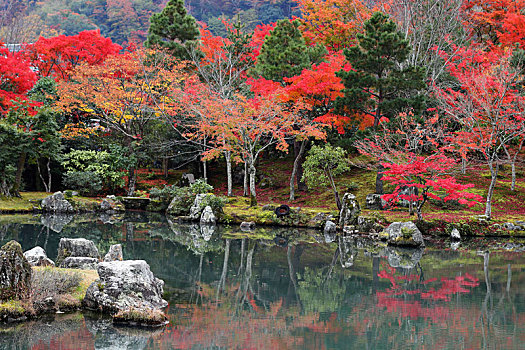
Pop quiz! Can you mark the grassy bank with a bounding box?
[0,192,103,214]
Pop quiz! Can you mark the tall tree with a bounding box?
[144,0,200,60]
[335,12,426,129]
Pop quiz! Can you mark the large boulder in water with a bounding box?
[23,246,55,267]
[83,260,167,314]
[40,192,75,213]
[384,221,425,247]
[339,193,361,227]
[56,238,100,266]
[0,241,32,301]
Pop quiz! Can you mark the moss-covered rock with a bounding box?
[0,241,32,301]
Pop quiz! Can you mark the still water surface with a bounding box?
[0,212,523,349]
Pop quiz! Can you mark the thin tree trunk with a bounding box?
[294,138,307,191]
[249,163,257,206]
[225,151,232,197]
[37,159,50,192]
[485,162,499,219]
[461,157,467,175]
[163,156,168,179]
[375,164,384,194]
[127,166,136,196]
[12,151,26,197]
[289,139,306,201]
[46,158,51,192]
[243,162,249,196]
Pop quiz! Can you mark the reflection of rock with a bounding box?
[24,246,55,267]
[40,192,75,213]
[339,237,358,268]
[200,224,216,241]
[384,222,425,247]
[240,221,255,231]
[104,244,123,262]
[450,242,460,250]
[85,316,160,349]
[40,214,74,233]
[0,241,32,301]
[56,238,101,266]
[200,206,216,225]
[308,212,333,229]
[339,193,361,227]
[60,257,98,270]
[83,260,167,314]
[385,246,424,269]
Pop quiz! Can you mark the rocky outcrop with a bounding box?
[450,228,461,241]
[0,241,32,301]
[40,192,74,213]
[23,246,55,267]
[56,238,100,266]
[324,220,336,235]
[240,221,255,231]
[60,257,98,270]
[365,194,386,210]
[339,193,361,227]
[83,260,167,314]
[189,194,207,220]
[104,244,123,262]
[200,206,216,225]
[384,221,425,247]
[356,216,383,233]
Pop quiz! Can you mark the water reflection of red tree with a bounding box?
[376,264,480,322]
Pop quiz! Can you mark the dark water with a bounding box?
[0,213,524,349]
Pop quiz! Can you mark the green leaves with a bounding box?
[302,143,350,189]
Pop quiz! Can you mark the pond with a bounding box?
[0,213,524,349]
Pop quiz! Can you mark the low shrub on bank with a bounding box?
[113,307,168,326]
[31,267,82,312]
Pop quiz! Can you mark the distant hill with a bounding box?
[0,0,295,45]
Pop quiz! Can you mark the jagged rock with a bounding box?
[166,190,194,217]
[0,241,32,301]
[189,194,207,220]
[343,225,357,235]
[56,238,100,266]
[385,246,424,269]
[240,221,255,231]
[384,221,425,247]
[23,246,54,267]
[451,228,461,241]
[357,216,382,233]
[104,244,123,262]
[323,220,336,235]
[262,204,276,211]
[60,257,98,270]
[83,260,168,314]
[365,194,386,210]
[100,199,113,212]
[40,192,74,213]
[200,206,216,225]
[339,193,361,227]
[308,212,333,228]
[40,214,73,233]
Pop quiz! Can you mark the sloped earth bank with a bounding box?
[0,213,524,349]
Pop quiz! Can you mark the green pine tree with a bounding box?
[335,12,426,128]
[254,19,326,83]
[145,0,200,60]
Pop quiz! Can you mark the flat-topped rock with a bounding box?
[23,246,55,267]
[56,238,100,266]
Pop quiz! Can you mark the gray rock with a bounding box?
[40,192,74,213]
[240,221,255,231]
[365,194,386,210]
[181,173,195,186]
[451,228,461,241]
[323,220,337,235]
[339,193,361,227]
[343,225,357,235]
[515,220,525,226]
[200,206,216,225]
[0,241,32,301]
[40,214,73,233]
[100,199,113,212]
[357,216,381,233]
[386,246,424,269]
[23,246,55,267]
[385,221,425,247]
[189,194,207,220]
[60,257,98,270]
[104,244,123,262]
[503,222,516,230]
[56,238,100,265]
[262,204,276,211]
[83,260,168,314]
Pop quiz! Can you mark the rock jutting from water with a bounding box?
[23,246,55,267]
[83,260,168,325]
[383,221,425,247]
[0,241,32,301]
[40,192,75,213]
[339,193,361,227]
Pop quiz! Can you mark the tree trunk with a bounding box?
[375,164,384,194]
[37,159,51,192]
[12,151,26,197]
[249,163,257,206]
[0,170,10,197]
[294,138,307,191]
[511,161,516,191]
[46,158,51,192]
[243,162,249,196]
[484,162,499,219]
[289,140,306,201]
[225,151,232,196]
[461,157,466,175]
[162,156,168,179]
[127,166,136,196]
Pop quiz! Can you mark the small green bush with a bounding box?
[190,179,213,194]
[344,181,360,192]
[64,190,73,198]
[63,171,103,196]
[201,194,226,213]
[149,185,182,203]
